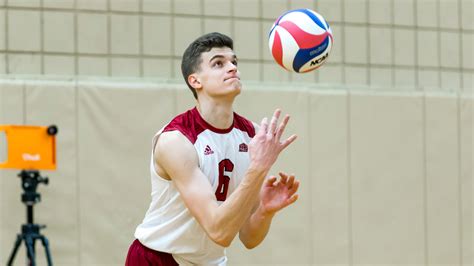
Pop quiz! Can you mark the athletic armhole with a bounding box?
[151,130,200,181]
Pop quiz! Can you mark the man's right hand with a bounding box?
[248,109,297,173]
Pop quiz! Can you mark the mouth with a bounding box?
[224,76,240,82]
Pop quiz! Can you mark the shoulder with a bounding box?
[162,107,205,144]
[155,130,198,172]
[233,112,257,138]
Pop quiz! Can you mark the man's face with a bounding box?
[192,47,241,99]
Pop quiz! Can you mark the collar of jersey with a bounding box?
[192,107,235,134]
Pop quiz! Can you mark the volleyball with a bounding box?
[268,9,333,73]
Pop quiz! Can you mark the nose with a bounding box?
[226,61,237,73]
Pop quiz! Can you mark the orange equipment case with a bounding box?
[0,125,56,170]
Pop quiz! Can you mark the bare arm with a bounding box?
[155,110,296,247]
[238,202,274,249]
[239,173,299,249]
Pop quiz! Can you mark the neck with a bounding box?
[196,99,234,130]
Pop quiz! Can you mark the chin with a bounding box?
[218,85,241,99]
[233,80,242,90]
[231,83,242,95]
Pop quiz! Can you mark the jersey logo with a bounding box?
[204,145,214,155]
[239,143,248,152]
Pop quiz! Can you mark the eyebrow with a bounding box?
[209,54,238,63]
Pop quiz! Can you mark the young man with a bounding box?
[126,32,299,265]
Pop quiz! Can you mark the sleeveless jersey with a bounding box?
[134,107,256,265]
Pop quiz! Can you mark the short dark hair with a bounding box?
[181,32,234,99]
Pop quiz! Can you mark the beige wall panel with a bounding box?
[174,0,201,15]
[110,14,140,55]
[439,0,460,29]
[0,80,24,123]
[43,0,74,9]
[143,58,173,78]
[176,87,197,113]
[143,0,171,13]
[368,0,391,25]
[110,58,140,77]
[173,17,202,57]
[227,88,312,265]
[204,18,232,39]
[44,55,75,76]
[416,0,437,28]
[234,19,261,60]
[0,81,26,265]
[238,62,261,82]
[8,54,42,75]
[310,91,350,265]
[261,21,274,62]
[227,262,274,266]
[22,81,79,265]
[350,92,425,264]
[76,0,107,11]
[344,0,367,23]
[77,13,108,55]
[344,25,368,64]
[110,0,139,12]
[77,82,175,264]
[203,0,232,16]
[461,0,474,30]
[261,0,288,20]
[317,0,342,22]
[290,71,317,83]
[234,0,259,18]
[8,10,41,52]
[0,11,5,51]
[0,54,5,74]
[460,95,473,266]
[143,16,172,56]
[6,0,40,8]
[425,93,461,264]
[290,0,314,10]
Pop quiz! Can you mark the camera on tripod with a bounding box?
[0,125,58,266]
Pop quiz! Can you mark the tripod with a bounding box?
[7,170,53,266]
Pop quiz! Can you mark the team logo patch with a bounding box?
[204,145,214,155]
[239,143,248,152]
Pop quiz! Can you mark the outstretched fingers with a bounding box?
[274,114,297,152]
[286,175,295,188]
[265,176,277,187]
[258,117,269,136]
[289,179,299,195]
[281,134,298,150]
[275,114,290,140]
[285,174,299,206]
[279,172,288,184]
[286,194,299,205]
[268,109,281,136]
[279,172,299,193]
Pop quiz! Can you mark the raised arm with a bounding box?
[239,172,300,249]
[155,109,296,247]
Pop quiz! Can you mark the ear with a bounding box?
[188,74,202,90]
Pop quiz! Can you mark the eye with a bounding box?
[213,61,223,67]
[232,60,238,66]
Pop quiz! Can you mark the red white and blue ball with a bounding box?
[269,9,333,73]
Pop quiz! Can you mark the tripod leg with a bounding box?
[39,236,53,266]
[7,234,23,266]
[25,236,37,266]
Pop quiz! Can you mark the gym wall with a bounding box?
[0,0,472,265]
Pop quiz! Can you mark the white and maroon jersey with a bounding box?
[134,107,256,266]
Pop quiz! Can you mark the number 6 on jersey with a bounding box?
[215,159,234,201]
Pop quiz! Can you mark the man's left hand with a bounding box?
[259,172,299,216]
